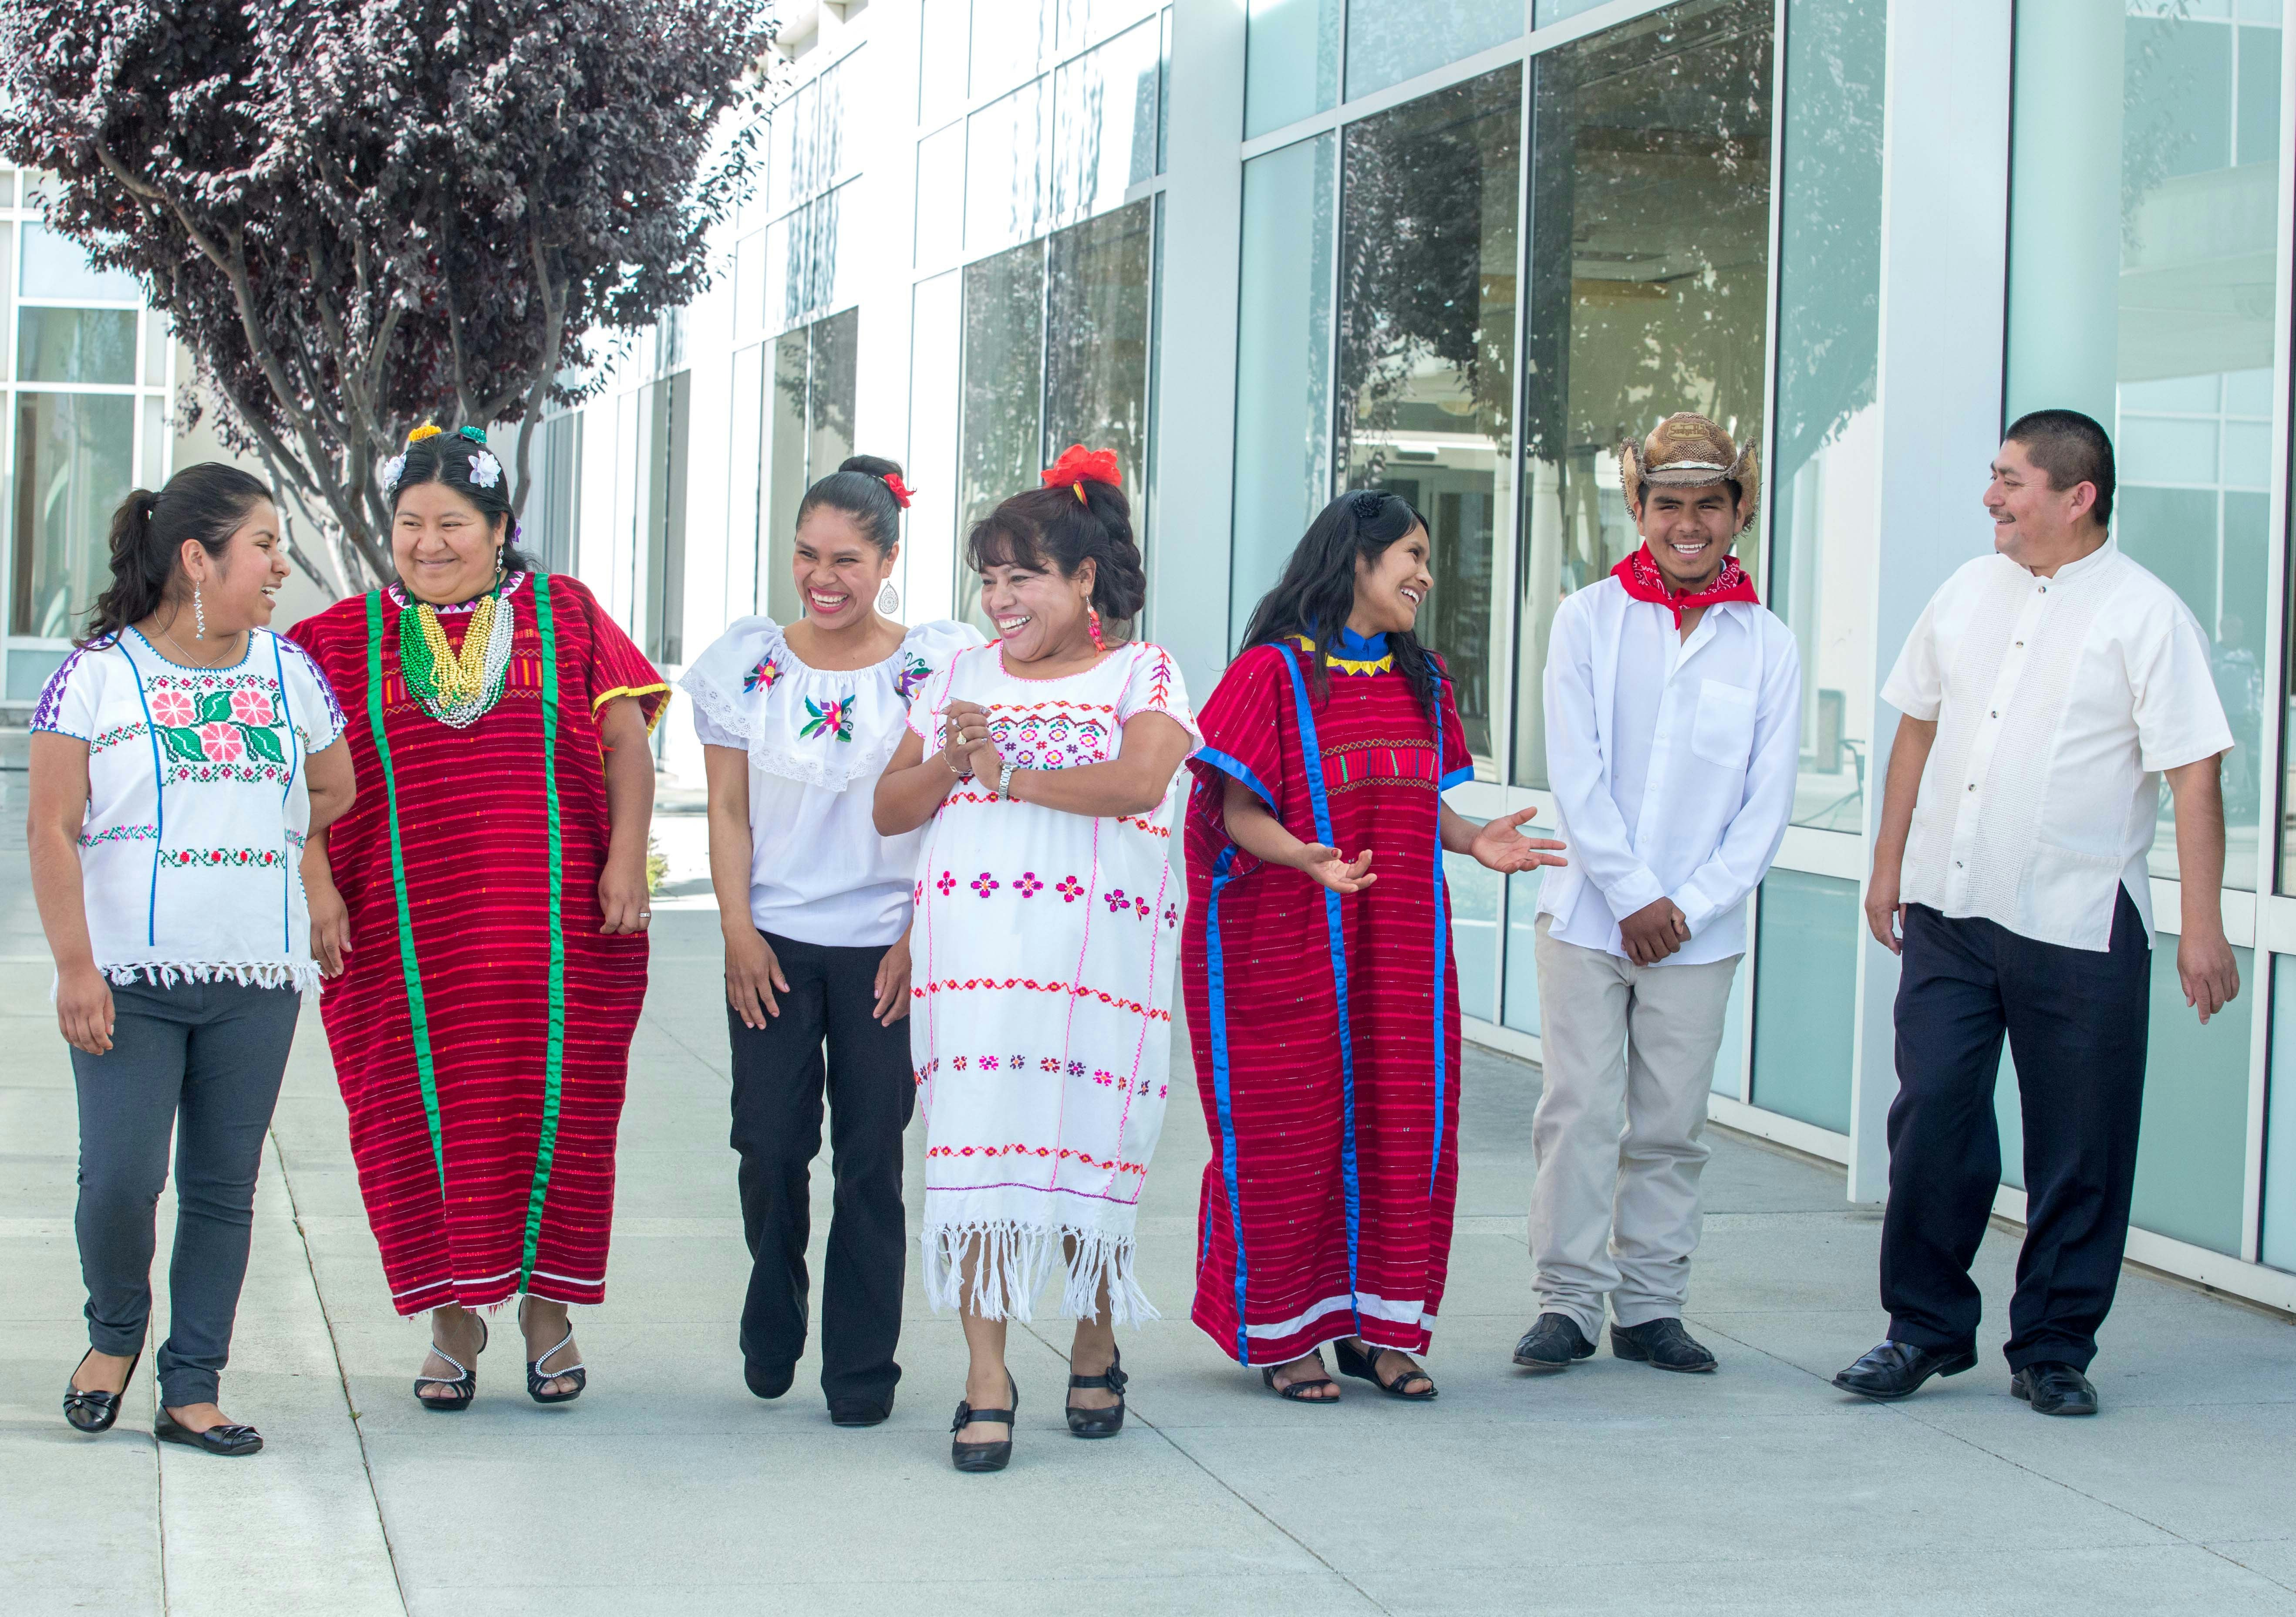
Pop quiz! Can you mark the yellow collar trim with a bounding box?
[1289,634,1393,676]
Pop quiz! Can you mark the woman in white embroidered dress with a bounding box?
[680,455,980,1426]
[29,466,354,1457]
[875,447,1195,1472]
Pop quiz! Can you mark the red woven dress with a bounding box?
[1182,632,1471,1365]
[290,573,668,1316]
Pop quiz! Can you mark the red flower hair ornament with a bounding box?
[1041,445,1122,504]
[880,471,916,510]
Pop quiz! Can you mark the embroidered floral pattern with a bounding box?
[145,680,290,775]
[925,1142,1150,1175]
[91,721,149,753]
[799,693,855,742]
[895,653,932,705]
[742,654,783,694]
[970,871,1000,896]
[78,823,159,848]
[158,847,287,868]
[935,871,958,895]
[1102,888,1130,913]
[910,976,1172,1022]
[1056,876,1085,902]
[1012,872,1044,898]
[987,709,1113,770]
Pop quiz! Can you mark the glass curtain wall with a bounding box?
[1245,0,1341,137]
[1345,0,1520,101]
[642,370,691,667]
[956,242,1048,633]
[759,309,861,625]
[1513,0,1776,790]
[2007,0,2283,891]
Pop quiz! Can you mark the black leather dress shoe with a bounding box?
[744,1359,795,1400]
[829,1394,893,1427]
[1832,1339,1978,1400]
[1610,1318,1717,1373]
[2012,1362,2098,1417]
[63,1348,142,1434]
[154,1408,263,1457]
[1513,1313,1596,1373]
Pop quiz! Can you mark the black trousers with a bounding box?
[1881,894,2151,1372]
[727,930,915,1405]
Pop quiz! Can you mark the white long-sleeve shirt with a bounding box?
[1536,578,1802,964]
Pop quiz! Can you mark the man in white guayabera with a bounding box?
[1834,410,2240,1419]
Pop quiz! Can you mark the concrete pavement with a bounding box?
[4,782,2295,1614]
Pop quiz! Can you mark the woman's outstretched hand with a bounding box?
[1295,844,1377,895]
[1468,806,1567,875]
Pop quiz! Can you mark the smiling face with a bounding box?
[1350,523,1433,636]
[793,507,896,629]
[1633,482,1743,592]
[979,549,1097,664]
[1984,438,2098,567]
[392,481,507,605]
[180,500,291,636]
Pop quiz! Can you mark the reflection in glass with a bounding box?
[956,241,1048,633]
[1231,134,1335,650]
[12,392,134,638]
[727,347,763,611]
[972,0,1049,102]
[1770,0,1885,834]
[908,272,965,614]
[535,411,587,580]
[1045,199,1155,631]
[760,312,859,625]
[1534,0,1612,23]
[966,78,1053,255]
[17,307,137,385]
[1514,0,1774,789]
[1337,66,1520,769]
[1245,0,1340,140]
[1749,869,1857,1135]
[1343,0,1520,103]
[19,223,140,301]
[641,371,691,666]
[1502,866,1544,1037]
[2007,0,2281,891]
[1050,18,1161,227]
[1446,852,1500,1022]
[142,313,168,389]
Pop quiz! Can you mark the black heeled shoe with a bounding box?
[413,1316,487,1412]
[63,1347,142,1434]
[154,1407,263,1457]
[950,1374,1018,1472]
[1065,1346,1128,1439]
[519,1298,587,1405]
[1334,1337,1438,1400]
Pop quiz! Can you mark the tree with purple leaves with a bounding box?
[0,0,775,589]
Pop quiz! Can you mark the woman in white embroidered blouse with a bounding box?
[680,455,981,1426]
[28,466,355,1458]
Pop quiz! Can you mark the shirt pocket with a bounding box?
[1689,679,1758,770]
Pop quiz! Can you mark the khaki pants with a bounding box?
[1529,915,1741,1340]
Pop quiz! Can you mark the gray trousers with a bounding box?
[1529,917,1741,1340]
[72,978,300,1407]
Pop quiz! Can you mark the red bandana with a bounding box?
[1611,544,1761,625]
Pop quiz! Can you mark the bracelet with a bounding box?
[998,761,1018,800]
[943,749,967,779]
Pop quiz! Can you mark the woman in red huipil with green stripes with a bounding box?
[291,425,667,1411]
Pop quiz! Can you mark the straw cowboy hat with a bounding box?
[1619,413,1760,535]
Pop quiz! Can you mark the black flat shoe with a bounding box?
[414,1316,487,1411]
[1513,1313,1596,1373]
[829,1395,892,1427]
[520,1299,587,1406]
[64,1347,142,1435]
[1333,1337,1437,1400]
[1260,1352,1339,1403]
[1610,1318,1717,1374]
[950,1374,1018,1472]
[1832,1339,1977,1401]
[155,1407,262,1457]
[2012,1362,2099,1417]
[745,1359,796,1400]
[1065,1346,1128,1439]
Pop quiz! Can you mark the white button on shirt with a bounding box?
[1881,540,2233,952]
[1537,578,1803,964]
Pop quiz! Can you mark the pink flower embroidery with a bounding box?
[970,871,1000,897]
[1013,872,1044,898]
[151,690,196,728]
[229,686,275,726]
[935,871,957,895]
[1102,888,1129,913]
[981,1056,1000,1071]
[1134,895,1152,918]
[1056,876,1085,903]
[1163,903,1179,928]
[952,1056,968,1070]
[1067,1060,1087,1077]
[196,722,243,763]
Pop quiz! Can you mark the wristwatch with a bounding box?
[998,761,1018,800]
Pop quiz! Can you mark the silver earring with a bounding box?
[876,580,900,615]
[193,586,206,641]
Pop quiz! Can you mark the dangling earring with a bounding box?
[1087,605,1105,652]
[876,579,900,615]
[193,585,206,641]
[493,547,506,589]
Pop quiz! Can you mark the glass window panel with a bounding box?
[1748,869,1858,1134]
[763,329,811,623]
[139,395,162,487]
[19,223,139,301]
[764,214,793,333]
[642,370,691,666]
[1244,0,1340,140]
[1514,0,1775,789]
[1445,852,1500,1023]
[956,241,1047,633]
[1502,866,1544,1036]
[916,122,966,271]
[1044,199,1154,626]
[1157,7,1172,175]
[920,0,970,128]
[1050,18,1161,227]
[808,308,859,495]
[907,271,965,614]
[141,310,168,389]
[0,172,14,208]
[1770,0,1886,835]
[12,392,134,638]
[817,58,849,186]
[1344,0,1521,102]
[2008,1,2280,893]
[727,345,765,613]
[1535,0,1613,22]
[965,78,1053,255]
[971,0,1049,100]
[1338,65,1520,770]
[17,307,136,385]
[1709,972,1746,1097]
[1230,133,1335,650]
[2266,959,2296,1272]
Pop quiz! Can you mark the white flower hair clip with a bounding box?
[467,449,503,490]
[379,453,408,493]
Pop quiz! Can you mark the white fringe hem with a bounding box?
[98,961,323,995]
[920,1221,1159,1328]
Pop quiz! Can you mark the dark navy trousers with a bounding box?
[1881,891,2150,1372]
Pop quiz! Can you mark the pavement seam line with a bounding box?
[270,1126,415,1616]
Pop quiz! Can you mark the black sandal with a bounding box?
[1066,1346,1129,1439]
[63,1347,142,1434]
[951,1374,1018,1472]
[519,1299,587,1405]
[413,1317,487,1412]
[1334,1337,1437,1400]
[1260,1350,1339,1403]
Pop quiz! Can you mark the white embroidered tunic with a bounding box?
[679,617,983,948]
[905,639,1197,1325]
[31,628,348,991]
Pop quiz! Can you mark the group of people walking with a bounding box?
[32,398,2233,1465]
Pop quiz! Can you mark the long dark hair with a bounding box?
[964,475,1147,630]
[390,428,536,573]
[81,463,275,647]
[1238,489,1440,714]
[798,453,907,554]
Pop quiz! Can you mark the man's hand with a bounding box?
[2178,927,2240,1025]
[1864,858,1905,955]
[1618,898,1689,965]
